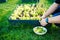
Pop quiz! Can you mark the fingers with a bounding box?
[41,15,46,19]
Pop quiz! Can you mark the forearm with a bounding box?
[43,3,59,18]
[48,15,60,23]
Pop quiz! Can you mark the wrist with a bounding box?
[45,18,49,23]
[45,18,52,24]
[48,18,52,23]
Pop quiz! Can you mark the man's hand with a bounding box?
[39,19,48,26]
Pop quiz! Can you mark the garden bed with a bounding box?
[0,0,6,3]
[8,20,41,26]
[8,4,44,26]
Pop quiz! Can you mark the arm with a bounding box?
[40,15,60,26]
[42,3,59,19]
[48,15,60,23]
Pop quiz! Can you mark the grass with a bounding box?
[0,0,60,40]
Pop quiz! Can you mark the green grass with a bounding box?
[0,0,60,40]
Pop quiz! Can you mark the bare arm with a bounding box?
[42,3,59,19]
[48,15,60,23]
[40,15,60,26]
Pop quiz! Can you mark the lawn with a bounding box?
[0,0,60,40]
